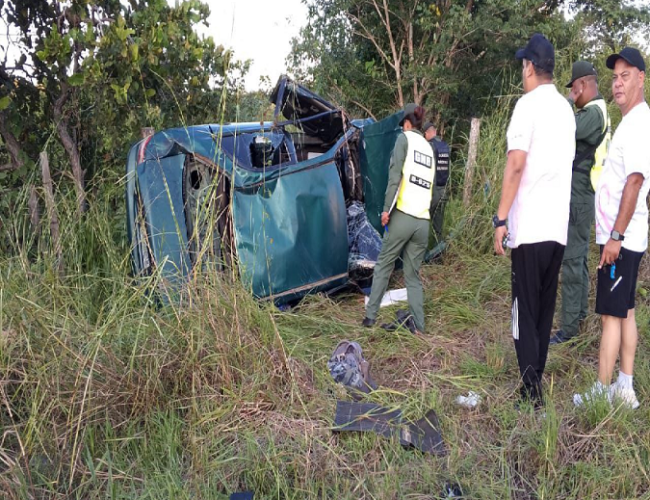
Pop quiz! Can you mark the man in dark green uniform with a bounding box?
[362,103,434,335]
[550,61,610,344]
[423,121,450,247]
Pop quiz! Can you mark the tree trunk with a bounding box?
[53,85,86,213]
[0,110,25,172]
[463,117,481,207]
[40,151,63,274]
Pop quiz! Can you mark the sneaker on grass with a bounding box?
[609,382,640,410]
[573,381,611,407]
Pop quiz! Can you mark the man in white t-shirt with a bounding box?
[493,34,576,409]
[574,47,650,410]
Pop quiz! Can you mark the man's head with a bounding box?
[423,121,437,141]
[566,61,600,108]
[606,47,646,116]
[400,103,425,130]
[515,33,554,93]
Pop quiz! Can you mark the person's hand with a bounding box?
[381,211,390,226]
[494,226,508,256]
[568,82,583,104]
[599,238,621,268]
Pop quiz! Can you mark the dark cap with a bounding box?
[566,61,598,88]
[423,121,435,133]
[515,33,555,75]
[399,103,418,125]
[606,47,646,72]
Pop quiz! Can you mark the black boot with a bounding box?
[549,329,576,345]
[362,317,376,328]
[381,309,418,334]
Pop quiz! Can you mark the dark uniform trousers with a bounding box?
[511,241,565,401]
[365,210,429,332]
[430,185,446,246]
[560,200,595,335]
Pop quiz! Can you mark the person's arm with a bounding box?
[599,173,644,266]
[575,105,603,144]
[494,150,527,255]
[494,98,531,255]
[382,133,408,223]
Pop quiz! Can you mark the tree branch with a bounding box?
[0,110,25,171]
[348,13,396,71]
[53,83,86,213]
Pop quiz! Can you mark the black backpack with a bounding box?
[327,340,377,395]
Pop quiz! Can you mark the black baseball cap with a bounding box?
[423,121,435,133]
[515,33,555,74]
[566,60,598,88]
[606,47,646,72]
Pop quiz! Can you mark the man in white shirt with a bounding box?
[574,47,650,410]
[493,34,576,408]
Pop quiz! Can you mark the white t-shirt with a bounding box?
[595,101,650,252]
[506,84,576,248]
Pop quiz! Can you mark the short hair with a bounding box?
[524,58,553,80]
[532,61,553,80]
[404,105,425,129]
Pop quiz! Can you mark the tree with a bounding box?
[568,0,650,54]
[0,0,241,215]
[289,0,649,131]
[291,0,575,129]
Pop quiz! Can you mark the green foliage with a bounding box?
[569,0,650,53]
[0,0,245,231]
[289,0,650,136]
[289,0,578,130]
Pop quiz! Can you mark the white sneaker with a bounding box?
[573,382,610,407]
[610,382,640,410]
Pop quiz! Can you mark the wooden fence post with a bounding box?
[40,151,63,274]
[28,186,40,230]
[463,117,481,207]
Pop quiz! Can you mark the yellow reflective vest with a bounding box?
[584,99,611,191]
[394,131,436,220]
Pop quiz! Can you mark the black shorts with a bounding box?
[595,246,644,318]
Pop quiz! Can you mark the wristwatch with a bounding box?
[492,215,506,229]
[611,230,625,242]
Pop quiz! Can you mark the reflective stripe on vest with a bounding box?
[584,99,611,191]
[395,131,435,219]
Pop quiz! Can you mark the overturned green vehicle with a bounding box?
[126,77,407,304]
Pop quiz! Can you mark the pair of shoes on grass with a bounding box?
[573,381,639,410]
[381,309,420,335]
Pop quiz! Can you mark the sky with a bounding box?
[193,0,309,91]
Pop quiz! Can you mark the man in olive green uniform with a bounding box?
[424,121,450,247]
[550,61,611,344]
[362,103,434,334]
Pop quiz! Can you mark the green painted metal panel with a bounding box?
[233,160,349,300]
[359,111,403,232]
[136,155,190,281]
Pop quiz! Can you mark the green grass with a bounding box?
[2,233,650,499]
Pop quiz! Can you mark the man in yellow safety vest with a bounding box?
[362,103,435,335]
